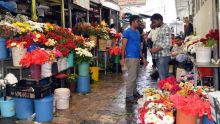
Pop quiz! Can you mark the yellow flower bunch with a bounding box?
[44,23,55,32]
[12,22,32,34]
[101,20,107,27]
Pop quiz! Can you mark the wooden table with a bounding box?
[194,62,220,90]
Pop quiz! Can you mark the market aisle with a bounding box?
[0,74,138,124]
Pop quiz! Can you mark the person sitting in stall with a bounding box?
[171,36,184,58]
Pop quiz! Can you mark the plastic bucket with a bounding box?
[0,38,8,59]
[34,95,53,122]
[14,98,34,120]
[114,55,120,63]
[90,67,99,81]
[77,76,90,93]
[58,57,67,72]
[67,52,74,67]
[27,43,38,52]
[11,47,27,66]
[41,62,52,78]
[202,115,215,124]
[196,47,211,63]
[30,64,41,80]
[55,88,70,109]
[0,99,15,117]
[78,62,89,76]
[176,110,197,124]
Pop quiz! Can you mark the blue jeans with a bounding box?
[156,56,170,80]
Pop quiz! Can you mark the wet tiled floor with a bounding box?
[0,74,139,124]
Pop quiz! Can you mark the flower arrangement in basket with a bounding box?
[75,47,93,64]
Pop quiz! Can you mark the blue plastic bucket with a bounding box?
[0,97,3,115]
[0,99,15,117]
[34,95,53,122]
[202,115,215,124]
[27,43,39,52]
[77,76,90,93]
[15,98,34,120]
[78,62,89,76]
[0,38,8,59]
[67,52,74,67]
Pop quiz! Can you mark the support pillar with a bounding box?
[31,0,37,22]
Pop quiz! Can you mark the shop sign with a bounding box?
[118,0,146,6]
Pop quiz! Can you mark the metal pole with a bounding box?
[61,0,65,28]
[68,0,72,28]
[31,0,37,21]
[109,8,112,25]
[100,7,102,22]
[87,10,90,23]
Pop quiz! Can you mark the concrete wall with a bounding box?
[193,0,217,36]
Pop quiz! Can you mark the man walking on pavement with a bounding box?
[150,13,172,80]
[121,15,148,103]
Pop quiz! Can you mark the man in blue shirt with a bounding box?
[121,15,148,103]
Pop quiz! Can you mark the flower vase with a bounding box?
[67,52,74,67]
[176,110,198,124]
[0,38,9,59]
[89,35,97,46]
[78,62,89,76]
[99,39,107,51]
[196,47,211,63]
[30,64,41,80]
[41,62,52,78]
[12,47,27,67]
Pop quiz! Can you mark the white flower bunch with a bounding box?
[144,111,174,124]
[26,21,45,32]
[83,40,95,49]
[45,38,57,46]
[4,73,18,85]
[75,48,93,58]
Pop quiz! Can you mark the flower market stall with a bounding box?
[0,12,97,122]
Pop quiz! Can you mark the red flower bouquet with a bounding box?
[114,33,121,39]
[6,33,34,48]
[0,25,16,39]
[158,76,181,94]
[200,29,219,47]
[19,48,49,67]
[170,94,212,120]
[109,46,121,56]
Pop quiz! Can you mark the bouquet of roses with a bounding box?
[158,76,181,95]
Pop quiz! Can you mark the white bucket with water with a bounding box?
[11,47,27,66]
[196,47,211,63]
[55,88,70,109]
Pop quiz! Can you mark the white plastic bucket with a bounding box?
[41,62,52,78]
[196,47,211,63]
[55,88,70,109]
[57,57,68,72]
[11,47,27,66]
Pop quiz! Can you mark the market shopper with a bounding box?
[121,15,148,103]
[150,13,172,80]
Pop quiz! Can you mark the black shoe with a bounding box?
[133,93,143,99]
[126,97,138,104]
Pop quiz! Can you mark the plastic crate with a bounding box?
[6,81,52,99]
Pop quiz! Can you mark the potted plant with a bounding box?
[196,29,219,63]
[67,73,78,93]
